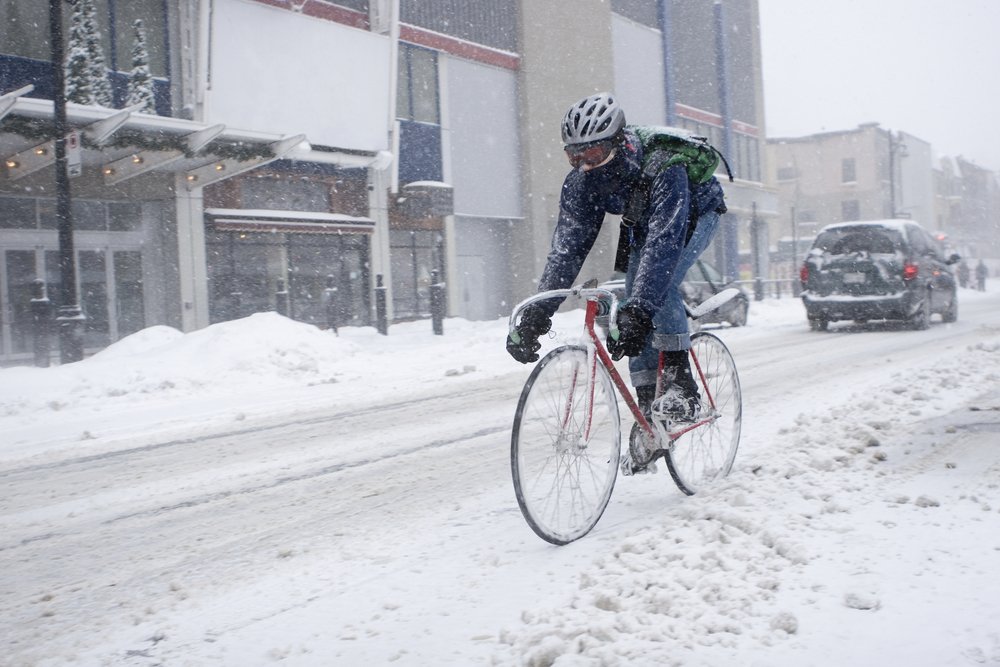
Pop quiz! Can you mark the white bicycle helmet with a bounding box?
[561,92,626,145]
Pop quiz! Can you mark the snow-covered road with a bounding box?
[2,289,999,666]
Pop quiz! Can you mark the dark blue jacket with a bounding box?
[536,127,726,316]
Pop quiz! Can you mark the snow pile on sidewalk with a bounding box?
[497,334,1000,666]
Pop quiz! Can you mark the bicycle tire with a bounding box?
[511,345,620,545]
[665,332,742,495]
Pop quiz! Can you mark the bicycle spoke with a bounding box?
[511,346,621,544]
[665,332,742,495]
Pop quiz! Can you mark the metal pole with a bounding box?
[49,0,86,363]
[375,273,388,335]
[791,205,802,297]
[323,274,339,334]
[888,131,896,218]
[30,279,53,367]
[429,269,444,335]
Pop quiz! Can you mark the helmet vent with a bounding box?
[560,92,625,145]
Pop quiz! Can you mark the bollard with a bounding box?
[323,274,339,334]
[30,279,52,368]
[375,273,388,335]
[429,270,445,335]
[275,279,290,317]
[753,277,764,301]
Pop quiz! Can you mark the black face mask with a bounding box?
[579,143,640,214]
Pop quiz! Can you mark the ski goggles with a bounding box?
[565,140,616,170]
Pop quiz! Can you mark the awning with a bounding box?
[205,208,375,235]
[0,86,391,190]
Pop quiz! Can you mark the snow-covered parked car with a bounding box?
[799,220,960,331]
[597,259,750,329]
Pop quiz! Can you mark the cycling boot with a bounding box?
[652,351,702,424]
[636,384,656,417]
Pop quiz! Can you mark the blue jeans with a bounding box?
[625,210,721,388]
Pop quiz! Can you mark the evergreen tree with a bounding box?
[64,0,112,107]
[126,19,156,113]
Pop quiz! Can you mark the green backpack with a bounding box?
[615,126,733,272]
[631,125,733,185]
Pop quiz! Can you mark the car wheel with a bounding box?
[728,299,748,327]
[942,290,958,323]
[909,292,931,330]
[808,317,828,331]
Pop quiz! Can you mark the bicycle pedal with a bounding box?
[620,454,658,476]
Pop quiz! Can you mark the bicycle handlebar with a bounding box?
[508,283,622,343]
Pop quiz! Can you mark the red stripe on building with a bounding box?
[399,26,520,70]
[246,0,368,29]
[675,103,758,137]
[301,0,369,29]
[245,0,519,70]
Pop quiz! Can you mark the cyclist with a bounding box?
[506,92,728,450]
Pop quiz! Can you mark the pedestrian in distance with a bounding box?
[957,260,970,289]
[506,92,730,441]
[975,259,988,291]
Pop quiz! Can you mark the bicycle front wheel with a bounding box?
[511,345,621,545]
[666,332,742,495]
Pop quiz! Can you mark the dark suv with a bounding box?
[800,220,959,331]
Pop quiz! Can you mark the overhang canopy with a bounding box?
[1,91,388,189]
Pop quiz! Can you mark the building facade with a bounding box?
[767,123,999,265]
[0,0,773,365]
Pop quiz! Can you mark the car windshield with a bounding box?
[686,260,723,284]
[813,226,903,255]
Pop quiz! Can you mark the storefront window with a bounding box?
[241,177,331,211]
[3,250,37,354]
[79,250,110,348]
[390,229,444,319]
[112,0,169,77]
[108,202,142,231]
[114,251,145,336]
[0,198,37,229]
[73,200,108,231]
[206,230,371,327]
[0,2,50,61]
[0,0,168,77]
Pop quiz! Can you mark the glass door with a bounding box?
[113,251,145,338]
[78,250,111,349]
[2,250,39,356]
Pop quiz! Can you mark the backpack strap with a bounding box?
[711,144,735,183]
[615,149,679,273]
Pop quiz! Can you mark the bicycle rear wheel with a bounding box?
[511,345,620,545]
[665,331,742,495]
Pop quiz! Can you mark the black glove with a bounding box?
[506,305,552,364]
[607,301,654,360]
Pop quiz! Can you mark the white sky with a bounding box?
[758,0,1000,171]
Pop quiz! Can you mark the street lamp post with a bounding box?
[48,0,86,363]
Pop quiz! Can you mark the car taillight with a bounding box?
[903,262,919,280]
[799,264,809,283]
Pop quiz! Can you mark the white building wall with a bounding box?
[611,14,666,126]
[899,133,935,228]
[204,0,391,152]
[443,56,521,320]
[444,58,522,218]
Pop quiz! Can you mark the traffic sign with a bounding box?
[66,130,81,177]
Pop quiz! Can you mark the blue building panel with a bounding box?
[398,119,443,184]
[0,55,171,117]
